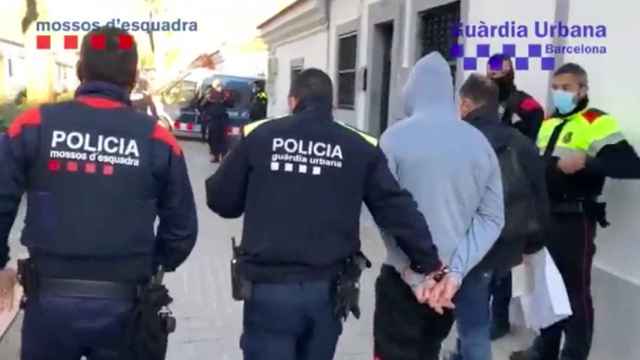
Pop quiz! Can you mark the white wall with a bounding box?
[563,0,640,284]
[269,30,329,118]
[328,0,364,127]
[0,43,26,98]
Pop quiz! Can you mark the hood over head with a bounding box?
[403,52,458,120]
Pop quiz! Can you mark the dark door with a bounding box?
[378,22,394,134]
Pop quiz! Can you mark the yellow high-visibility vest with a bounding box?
[537,108,625,157]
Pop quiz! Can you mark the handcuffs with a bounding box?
[404,266,451,289]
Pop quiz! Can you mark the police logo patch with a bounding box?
[562,132,573,144]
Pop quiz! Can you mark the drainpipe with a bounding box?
[403,0,414,68]
[325,0,331,72]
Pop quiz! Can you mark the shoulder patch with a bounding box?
[151,123,182,156]
[336,121,378,146]
[8,107,41,139]
[243,117,278,137]
[582,108,607,124]
[519,97,542,112]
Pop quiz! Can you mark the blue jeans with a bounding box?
[21,295,134,360]
[453,270,493,360]
[241,281,342,360]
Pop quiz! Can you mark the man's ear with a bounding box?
[129,68,140,92]
[579,84,589,100]
[288,96,299,112]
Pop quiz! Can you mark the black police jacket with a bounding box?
[500,86,545,141]
[0,82,198,282]
[466,107,550,275]
[205,98,441,283]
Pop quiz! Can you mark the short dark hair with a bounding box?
[460,73,499,107]
[488,53,513,71]
[78,26,138,88]
[554,63,588,87]
[289,68,333,104]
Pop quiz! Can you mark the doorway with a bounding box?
[368,21,394,136]
[378,22,394,134]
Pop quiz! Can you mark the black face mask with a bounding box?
[493,73,515,102]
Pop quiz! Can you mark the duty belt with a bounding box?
[18,258,142,302]
[551,199,610,227]
[38,278,140,300]
[551,200,586,214]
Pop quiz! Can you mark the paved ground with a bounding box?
[0,139,538,359]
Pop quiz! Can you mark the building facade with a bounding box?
[260,1,640,359]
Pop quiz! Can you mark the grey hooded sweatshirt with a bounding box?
[380,52,504,279]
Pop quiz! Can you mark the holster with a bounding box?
[231,237,252,301]
[584,201,610,228]
[121,271,175,360]
[332,252,371,322]
[552,200,610,228]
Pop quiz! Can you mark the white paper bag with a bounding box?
[511,248,572,330]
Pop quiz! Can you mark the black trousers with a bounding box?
[374,265,454,360]
[207,117,228,156]
[490,270,512,326]
[22,295,133,360]
[532,213,596,360]
[200,118,208,142]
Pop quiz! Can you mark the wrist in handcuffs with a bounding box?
[403,266,453,289]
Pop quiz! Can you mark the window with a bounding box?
[7,58,13,78]
[337,33,357,109]
[291,67,303,86]
[290,57,304,89]
[420,1,460,81]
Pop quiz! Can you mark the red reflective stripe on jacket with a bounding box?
[7,107,41,138]
[151,123,182,156]
[582,109,606,124]
[520,97,542,113]
[76,96,126,109]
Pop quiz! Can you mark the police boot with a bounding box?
[510,349,548,360]
[490,320,511,340]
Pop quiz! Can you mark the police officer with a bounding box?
[511,63,640,360]
[487,53,545,141]
[0,27,198,359]
[486,53,546,340]
[249,80,268,121]
[206,69,452,360]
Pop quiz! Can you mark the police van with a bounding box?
[163,74,261,147]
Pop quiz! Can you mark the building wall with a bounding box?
[553,4,640,358]
[460,0,557,107]
[327,0,366,127]
[269,30,329,117]
[0,42,26,100]
[561,0,640,286]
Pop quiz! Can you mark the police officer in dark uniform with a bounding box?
[249,80,268,121]
[206,69,451,360]
[0,27,198,359]
[511,64,640,360]
[486,53,547,340]
[487,53,545,141]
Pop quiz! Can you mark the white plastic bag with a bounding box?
[511,248,572,330]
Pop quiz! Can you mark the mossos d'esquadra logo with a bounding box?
[449,21,608,71]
